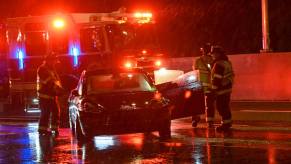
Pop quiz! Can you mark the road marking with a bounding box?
[239,110,291,113]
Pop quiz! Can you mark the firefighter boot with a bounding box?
[192,115,201,128]
[216,123,232,132]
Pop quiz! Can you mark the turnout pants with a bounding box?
[38,97,60,131]
[216,93,232,124]
[205,92,216,122]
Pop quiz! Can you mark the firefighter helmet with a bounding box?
[211,45,224,55]
[203,43,212,55]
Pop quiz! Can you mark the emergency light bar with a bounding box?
[53,18,65,28]
[89,11,153,24]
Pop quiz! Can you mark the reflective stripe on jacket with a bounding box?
[211,60,234,95]
[194,55,213,93]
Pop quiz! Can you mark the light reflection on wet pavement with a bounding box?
[1,119,291,163]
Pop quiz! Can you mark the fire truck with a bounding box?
[1,9,166,113]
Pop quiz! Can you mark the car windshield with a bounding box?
[87,72,156,94]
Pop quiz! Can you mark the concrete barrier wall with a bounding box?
[166,52,291,101]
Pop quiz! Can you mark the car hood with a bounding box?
[86,91,167,110]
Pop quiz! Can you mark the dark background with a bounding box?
[1,0,290,57]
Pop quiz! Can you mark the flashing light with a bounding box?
[134,12,152,18]
[17,49,24,70]
[93,136,114,150]
[127,74,133,78]
[154,92,162,100]
[142,50,147,54]
[133,12,153,24]
[124,61,133,69]
[184,90,192,99]
[53,18,65,29]
[155,60,162,67]
[187,75,197,82]
[69,45,80,67]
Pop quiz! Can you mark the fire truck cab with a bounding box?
[2,10,165,113]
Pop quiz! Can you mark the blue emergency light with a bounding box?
[69,44,80,67]
[17,49,24,70]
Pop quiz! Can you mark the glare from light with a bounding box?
[155,60,162,67]
[125,62,133,68]
[18,49,24,70]
[127,74,133,78]
[134,12,152,18]
[122,31,128,35]
[187,75,197,82]
[26,109,41,113]
[93,136,114,150]
[53,19,65,28]
[157,67,167,74]
[32,98,39,104]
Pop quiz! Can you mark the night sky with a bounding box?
[1,0,291,56]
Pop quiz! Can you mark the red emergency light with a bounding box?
[154,60,162,67]
[53,18,65,29]
[124,61,133,69]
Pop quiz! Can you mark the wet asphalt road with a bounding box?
[1,118,291,163]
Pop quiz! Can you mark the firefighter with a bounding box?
[37,52,63,136]
[210,46,234,132]
[192,43,215,128]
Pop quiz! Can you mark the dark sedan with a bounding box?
[68,68,204,141]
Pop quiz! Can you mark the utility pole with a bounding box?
[261,0,271,53]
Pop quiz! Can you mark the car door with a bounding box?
[156,71,205,119]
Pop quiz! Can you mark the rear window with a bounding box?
[87,72,155,94]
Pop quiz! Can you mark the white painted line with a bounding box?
[239,110,291,113]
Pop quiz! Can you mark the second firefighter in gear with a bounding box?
[210,46,234,132]
[192,43,215,128]
[37,53,63,136]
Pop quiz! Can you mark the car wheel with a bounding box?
[158,118,171,140]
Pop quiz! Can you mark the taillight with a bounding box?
[154,91,162,101]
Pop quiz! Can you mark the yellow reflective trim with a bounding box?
[224,73,234,78]
[202,82,211,87]
[206,117,214,121]
[212,85,218,89]
[213,74,223,79]
[39,93,54,99]
[222,120,232,124]
[217,88,232,95]
[199,70,210,74]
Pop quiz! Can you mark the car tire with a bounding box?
[158,118,171,140]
